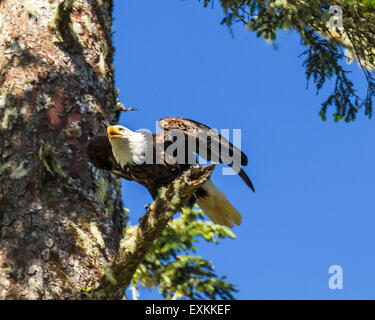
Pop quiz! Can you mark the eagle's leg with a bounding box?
[139,202,157,226]
[139,202,156,226]
[138,203,152,225]
[144,202,156,213]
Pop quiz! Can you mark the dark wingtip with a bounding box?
[241,153,248,166]
[246,178,255,193]
[239,168,255,192]
[250,182,255,193]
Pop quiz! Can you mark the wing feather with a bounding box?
[158,117,255,192]
[159,117,247,165]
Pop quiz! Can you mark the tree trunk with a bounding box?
[0,0,123,299]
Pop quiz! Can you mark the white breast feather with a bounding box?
[110,131,146,168]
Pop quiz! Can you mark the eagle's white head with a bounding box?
[107,125,146,168]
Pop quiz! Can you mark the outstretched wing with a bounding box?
[158,117,255,192]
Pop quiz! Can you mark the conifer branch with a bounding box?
[91,164,216,300]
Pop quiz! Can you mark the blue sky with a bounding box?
[112,0,375,300]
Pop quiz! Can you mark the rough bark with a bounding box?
[91,164,216,300]
[0,0,123,299]
[0,0,216,300]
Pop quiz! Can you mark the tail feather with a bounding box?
[196,180,242,228]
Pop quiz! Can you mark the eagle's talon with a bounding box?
[88,118,255,229]
[145,202,156,212]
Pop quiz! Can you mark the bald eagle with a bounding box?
[87,117,254,228]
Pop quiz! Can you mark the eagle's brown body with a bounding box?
[87,131,196,199]
[87,117,254,227]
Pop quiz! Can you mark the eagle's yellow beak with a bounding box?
[107,126,122,139]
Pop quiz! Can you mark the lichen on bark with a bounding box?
[0,0,214,300]
[0,0,121,300]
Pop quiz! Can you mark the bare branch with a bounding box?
[90,164,216,300]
